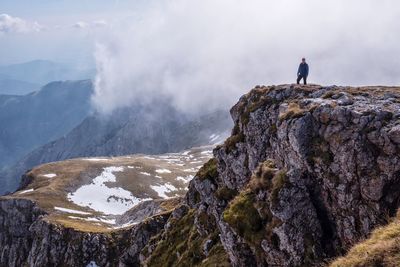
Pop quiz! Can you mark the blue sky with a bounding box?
[0,0,148,66]
[1,0,136,20]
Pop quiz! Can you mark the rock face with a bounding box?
[0,146,213,266]
[146,84,400,266]
[2,84,400,266]
[0,197,169,267]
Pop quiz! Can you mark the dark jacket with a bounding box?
[297,63,309,77]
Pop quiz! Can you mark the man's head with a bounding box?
[302,58,306,63]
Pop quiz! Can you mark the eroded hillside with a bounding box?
[2,84,400,267]
[142,84,400,266]
[0,146,213,266]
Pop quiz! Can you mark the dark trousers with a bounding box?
[297,75,307,85]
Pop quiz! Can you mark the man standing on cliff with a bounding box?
[297,58,309,85]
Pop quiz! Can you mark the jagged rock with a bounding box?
[0,146,213,266]
[3,84,400,266]
[151,84,400,266]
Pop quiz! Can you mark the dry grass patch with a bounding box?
[331,215,400,267]
[279,102,307,121]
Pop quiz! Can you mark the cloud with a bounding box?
[73,21,89,29]
[92,0,400,115]
[93,20,108,28]
[73,20,108,30]
[0,14,43,34]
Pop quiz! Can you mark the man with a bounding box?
[297,58,309,85]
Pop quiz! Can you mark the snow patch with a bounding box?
[176,175,194,183]
[18,189,34,194]
[209,134,220,142]
[184,168,199,172]
[86,261,99,267]
[68,216,116,225]
[83,158,109,161]
[155,168,172,174]
[150,183,178,198]
[54,207,91,215]
[42,173,57,178]
[113,221,139,229]
[143,156,156,160]
[140,171,151,176]
[68,166,151,215]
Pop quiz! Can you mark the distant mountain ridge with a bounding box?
[0,60,95,95]
[0,94,232,194]
[0,80,93,192]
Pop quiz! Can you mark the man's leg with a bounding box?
[297,75,302,84]
[303,76,307,85]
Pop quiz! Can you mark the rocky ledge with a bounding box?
[2,84,400,267]
[142,84,400,266]
[0,147,213,266]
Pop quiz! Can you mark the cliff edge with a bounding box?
[2,84,400,266]
[143,84,400,266]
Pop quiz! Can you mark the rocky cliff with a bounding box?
[142,84,400,266]
[0,146,213,266]
[2,84,400,266]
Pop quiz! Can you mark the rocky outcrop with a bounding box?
[146,84,400,266]
[3,84,400,266]
[0,197,171,267]
[0,198,45,267]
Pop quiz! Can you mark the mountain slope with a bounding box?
[3,106,231,194]
[331,211,400,267]
[0,78,40,95]
[142,84,400,266]
[3,84,398,266]
[0,146,213,267]
[0,80,93,167]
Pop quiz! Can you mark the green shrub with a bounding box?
[270,170,288,204]
[223,191,263,243]
[215,187,238,201]
[249,160,277,192]
[197,158,218,181]
[224,133,245,153]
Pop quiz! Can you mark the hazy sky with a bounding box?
[1,0,400,114]
[0,0,147,67]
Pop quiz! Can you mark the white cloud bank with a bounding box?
[0,14,43,34]
[73,20,108,30]
[91,0,400,114]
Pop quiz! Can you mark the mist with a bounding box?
[92,0,400,114]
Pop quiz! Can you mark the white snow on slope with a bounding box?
[155,168,172,174]
[18,189,34,194]
[176,175,194,183]
[150,183,178,198]
[54,207,91,215]
[86,261,99,267]
[68,216,116,224]
[68,166,151,215]
[140,171,151,176]
[83,158,109,161]
[209,134,220,143]
[42,173,57,178]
